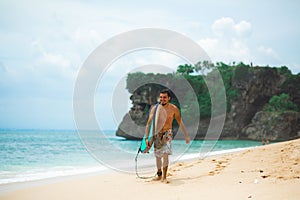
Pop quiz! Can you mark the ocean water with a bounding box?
[0,129,262,185]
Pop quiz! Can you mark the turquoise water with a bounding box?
[0,129,262,184]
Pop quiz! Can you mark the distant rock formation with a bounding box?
[242,111,300,141]
[116,66,300,141]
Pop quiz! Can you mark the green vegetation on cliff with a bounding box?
[263,93,298,113]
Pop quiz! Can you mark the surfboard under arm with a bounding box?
[139,104,159,153]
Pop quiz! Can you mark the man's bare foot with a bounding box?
[161,178,170,184]
[152,171,162,181]
[152,176,162,181]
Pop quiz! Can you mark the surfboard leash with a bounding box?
[135,103,160,179]
[134,150,155,179]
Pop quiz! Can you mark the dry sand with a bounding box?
[1,138,299,200]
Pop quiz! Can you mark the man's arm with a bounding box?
[174,106,190,144]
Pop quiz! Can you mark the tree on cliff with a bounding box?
[263,93,298,113]
[176,64,194,75]
[194,60,215,75]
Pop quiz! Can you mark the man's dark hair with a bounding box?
[160,88,170,97]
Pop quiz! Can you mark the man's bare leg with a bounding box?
[153,157,162,181]
[162,154,170,183]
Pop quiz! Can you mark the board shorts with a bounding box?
[154,129,173,158]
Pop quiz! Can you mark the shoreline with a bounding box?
[0,144,258,186]
[0,168,115,195]
[1,138,299,199]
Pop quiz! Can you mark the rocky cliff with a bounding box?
[242,111,299,141]
[116,65,300,141]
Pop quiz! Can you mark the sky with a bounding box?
[0,0,300,130]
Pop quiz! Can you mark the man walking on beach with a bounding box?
[145,89,190,183]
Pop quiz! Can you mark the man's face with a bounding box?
[159,93,170,105]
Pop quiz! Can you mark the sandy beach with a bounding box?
[1,138,299,200]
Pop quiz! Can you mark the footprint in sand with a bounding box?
[208,158,231,176]
[208,171,215,176]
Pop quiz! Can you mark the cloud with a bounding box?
[290,64,300,74]
[30,37,78,81]
[198,17,253,63]
[39,52,70,69]
[199,17,289,67]
[198,17,291,71]
[235,20,252,38]
[258,45,280,60]
[212,17,252,39]
[71,28,104,49]
[256,45,282,66]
